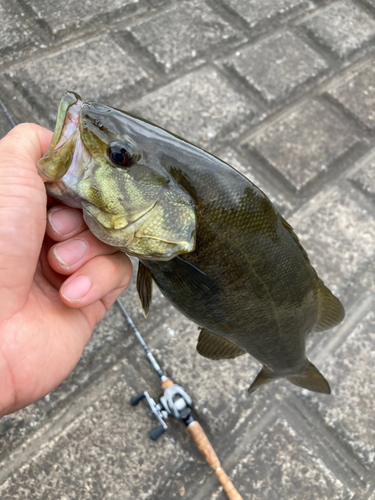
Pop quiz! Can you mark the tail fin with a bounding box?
[287,360,331,394]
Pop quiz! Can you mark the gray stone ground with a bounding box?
[1,0,375,498]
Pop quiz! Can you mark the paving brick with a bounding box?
[328,63,375,130]
[0,1,31,58]
[130,67,255,149]
[242,100,360,191]
[302,0,375,58]
[0,360,192,500]
[27,0,139,36]
[4,35,149,124]
[211,418,351,500]
[227,30,328,103]
[222,0,312,28]
[290,188,375,300]
[349,157,375,201]
[300,298,375,467]
[128,1,244,73]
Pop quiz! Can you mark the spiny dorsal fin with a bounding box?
[137,261,153,317]
[313,284,345,332]
[287,360,331,394]
[248,367,275,394]
[197,328,246,360]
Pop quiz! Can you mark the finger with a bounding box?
[48,228,119,275]
[38,235,66,291]
[59,253,132,309]
[78,284,130,330]
[46,206,87,241]
[0,123,53,320]
[97,284,131,314]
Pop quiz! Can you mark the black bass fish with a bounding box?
[38,92,345,394]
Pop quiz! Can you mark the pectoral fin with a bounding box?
[197,328,246,360]
[137,261,153,317]
[287,360,331,394]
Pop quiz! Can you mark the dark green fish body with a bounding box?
[38,92,345,394]
[139,151,340,390]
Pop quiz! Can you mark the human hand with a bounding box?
[0,123,132,416]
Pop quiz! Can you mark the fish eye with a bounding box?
[108,141,133,168]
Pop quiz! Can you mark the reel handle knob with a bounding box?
[131,393,146,406]
[150,425,167,441]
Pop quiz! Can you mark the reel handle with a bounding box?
[131,393,146,406]
[187,421,243,500]
[150,425,167,441]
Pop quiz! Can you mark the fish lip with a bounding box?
[49,91,83,152]
[38,91,83,181]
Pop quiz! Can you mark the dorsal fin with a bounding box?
[197,328,246,360]
[137,261,153,317]
[287,360,331,394]
[313,284,345,332]
[280,216,310,261]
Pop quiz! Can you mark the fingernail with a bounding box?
[53,239,88,267]
[48,208,83,235]
[62,275,91,301]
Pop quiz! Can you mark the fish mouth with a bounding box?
[37,91,83,181]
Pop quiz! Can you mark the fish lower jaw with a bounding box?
[55,99,82,150]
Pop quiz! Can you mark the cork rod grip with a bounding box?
[187,421,243,500]
[160,378,174,390]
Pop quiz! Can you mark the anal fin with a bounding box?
[137,261,153,317]
[197,328,246,360]
[248,368,275,394]
[287,360,331,394]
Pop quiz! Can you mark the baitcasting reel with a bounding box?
[131,379,193,440]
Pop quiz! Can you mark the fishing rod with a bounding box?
[116,299,243,500]
[0,98,16,128]
[1,100,243,500]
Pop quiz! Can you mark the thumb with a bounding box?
[0,123,53,321]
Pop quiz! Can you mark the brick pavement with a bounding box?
[1,0,375,499]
